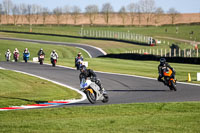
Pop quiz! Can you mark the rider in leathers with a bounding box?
[38,48,45,57]
[79,65,104,93]
[158,58,175,85]
[50,50,58,63]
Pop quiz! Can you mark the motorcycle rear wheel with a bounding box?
[86,90,96,104]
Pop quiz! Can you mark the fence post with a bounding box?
[184,49,186,57]
[190,49,192,57]
[174,49,176,57]
[197,48,199,57]
[179,49,181,57]
[169,49,171,57]
[153,49,155,55]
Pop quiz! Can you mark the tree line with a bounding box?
[0,0,182,26]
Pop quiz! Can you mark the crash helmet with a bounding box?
[40,48,43,51]
[160,58,166,66]
[53,50,56,53]
[7,49,10,52]
[25,48,28,51]
[15,48,18,51]
[78,52,82,57]
[80,65,87,73]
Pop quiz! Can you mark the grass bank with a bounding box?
[0,69,81,108]
[0,102,200,133]
[0,25,200,42]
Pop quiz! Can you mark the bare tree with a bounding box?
[32,4,42,25]
[101,3,113,25]
[127,3,136,26]
[167,8,180,25]
[41,7,49,25]
[118,6,127,25]
[63,5,71,25]
[19,3,27,25]
[3,0,13,24]
[53,7,63,25]
[154,7,164,26]
[85,5,99,25]
[139,0,156,26]
[0,4,3,24]
[25,4,32,25]
[11,4,20,25]
[135,3,142,26]
[71,6,81,25]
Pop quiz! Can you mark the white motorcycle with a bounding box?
[5,52,11,61]
[80,78,109,104]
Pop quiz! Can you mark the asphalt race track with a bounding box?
[0,37,200,106]
[0,61,200,106]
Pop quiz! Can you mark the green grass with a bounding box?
[0,102,200,133]
[0,25,200,42]
[0,31,195,55]
[0,69,81,108]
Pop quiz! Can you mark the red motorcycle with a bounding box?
[39,55,45,65]
[14,52,19,62]
[51,56,57,67]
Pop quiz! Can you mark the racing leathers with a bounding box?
[158,62,175,85]
[79,68,104,93]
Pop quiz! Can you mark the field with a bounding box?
[0,25,200,133]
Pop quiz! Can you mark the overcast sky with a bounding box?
[0,0,199,13]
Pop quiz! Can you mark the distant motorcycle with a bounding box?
[23,53,30,63]
[39,55,45,65]
[51,56,57,67]
[80,78,109,104]
[76,59,83,70]
[13,52,19,62]
[5,52,11,61]
[162,68,177,91]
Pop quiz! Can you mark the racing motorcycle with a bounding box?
[163,68,177,91]
[80,78,109,104]
[5,52,11,61]
[76,59,83,70]
[13,52,19,62]
[51,56,57,67]
[38,54,45,65]
[23,53,30,63]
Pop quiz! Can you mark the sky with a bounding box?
[0,0,200,13]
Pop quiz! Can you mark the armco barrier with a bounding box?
[99,53,200,64]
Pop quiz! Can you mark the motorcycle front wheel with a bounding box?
[86,90,96,104]
[170,80,177,91]
[102,93,109,103]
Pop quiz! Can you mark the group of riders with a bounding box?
[5,48,58,65]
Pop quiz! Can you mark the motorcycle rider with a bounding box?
[158,58,175,85]
[23,48,30,55]
[37,48,45,59]
[13,48,19,55]
[50,50,58,62]
[75,52,84,69]
[79,65,105,93]
[5,49,11,61]
[13,48,19,61]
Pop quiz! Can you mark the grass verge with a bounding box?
[0,102,200,133]
[0,69,81,108]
